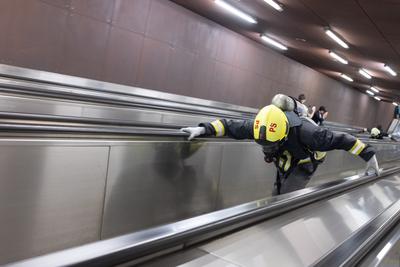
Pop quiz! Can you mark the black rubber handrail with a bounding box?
[0,123,187,137]
[314,199,400,267]
[0,119,395,144]
[0,80,255,120]
[0,75,365,132]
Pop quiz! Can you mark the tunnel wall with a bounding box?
[0,0,393,128]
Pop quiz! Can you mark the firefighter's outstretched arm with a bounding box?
[299,121,380,175]
[181,119,254,140]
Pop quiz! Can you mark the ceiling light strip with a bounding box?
[370,86,379,93]
[325,29,349,49]
[341,74,353,82]
[366,90,374,96]
[374,96,381,101]
[329,51,348,64]
[384,64,397,76]
[261,35,288,50]
[393,102,398,106]
[263,0,283,11]
[214,0,257,24]
[359,68,372,79]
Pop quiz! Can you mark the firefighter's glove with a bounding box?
[180,127,206,141]
[365,155,380,176]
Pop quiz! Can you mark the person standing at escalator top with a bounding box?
[394,105,400,119]
[297,94,315,118]
[181,94,380,195]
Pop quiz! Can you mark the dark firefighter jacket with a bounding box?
[199,111,375,177]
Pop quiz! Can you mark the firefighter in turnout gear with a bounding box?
[181,94,380,195]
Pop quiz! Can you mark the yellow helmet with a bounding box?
[253,105,289,145]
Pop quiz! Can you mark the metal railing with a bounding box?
[6,166,400,267]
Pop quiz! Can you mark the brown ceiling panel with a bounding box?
[39,0,71,9]
[112,0,151,34]
[103,27,143,85]
[70,0,114,23]
[172,0,400,103]
[357,0,400,63]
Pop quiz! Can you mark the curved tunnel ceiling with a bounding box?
[172,0,400,103]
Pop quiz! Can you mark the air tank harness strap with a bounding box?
[274,155,299,195]
[308,151,324,175]
[275,169,282,195]
[289,95,299,116]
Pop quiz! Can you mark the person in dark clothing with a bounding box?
[394,105,400,119]
[181,94,380,195]
[312,106,328,125]
[370,125,388,139]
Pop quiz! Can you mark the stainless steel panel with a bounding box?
[101,142,223,238]
[0,94,84,117]
[196,175,400,267]
[217,143,400,209]
[177,254,239,267]
[0,137,399,264]
[0,145,109,264]
[311,150,365,184]
[82,104,164,124]
[0,64,258,114]
[216,143,275,209]
[137,248,227,267]
[0,94,219,127]
[161,112,212,126]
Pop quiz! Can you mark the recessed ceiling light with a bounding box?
[325,29,349,49]
[392,102,398,106]
[359,68,372,79]
[295,37,307,42]
[341,74,353,82]
[366,90,374,96]
[214,0,257,24]
[370,86,379,93]
[329,51,348,64]
[263,0,283,12]
[374,96,381,101]
[384,64,397,76]
[261,35,287,50]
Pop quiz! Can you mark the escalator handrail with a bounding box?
[0,117,397,144]
[0,64,368,133]
[314,199,400,267]
[6,166,400,267]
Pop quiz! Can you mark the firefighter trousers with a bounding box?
[272,162,316,195]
